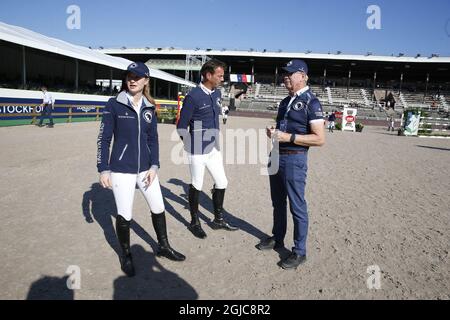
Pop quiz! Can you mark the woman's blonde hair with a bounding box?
[142,81,156,105]
[120,72,156,105]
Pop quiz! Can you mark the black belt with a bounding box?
[279,149,307,155]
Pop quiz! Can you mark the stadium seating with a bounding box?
[221,81,450,120]
[439,95,449,112]
[146,59,202,70]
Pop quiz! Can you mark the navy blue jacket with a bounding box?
[276,88,324,151]
[176,85,221,154]
[97,91,159,174]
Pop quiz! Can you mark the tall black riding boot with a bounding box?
[116,215,135,277]
[211,186,239,231]
[151,212,186,261]
[188,184,207,239]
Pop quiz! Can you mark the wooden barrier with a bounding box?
[1,100,180,125]
[0,103,103,124]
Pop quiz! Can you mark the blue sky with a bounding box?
[0,0,449,56]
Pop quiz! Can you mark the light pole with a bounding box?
[274,66,278,101]
[399,73,403,94]
[372,72,377,101]
[347,70,351,99]
[424,73,429,103]
[22,46,27,89]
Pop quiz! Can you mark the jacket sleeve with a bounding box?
[96,100,115,172]
[307,98,324,123]
[147,109,160,168]
[176,95,195,140]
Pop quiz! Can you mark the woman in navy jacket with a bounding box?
[97,62,185,277]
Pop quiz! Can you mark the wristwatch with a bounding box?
[290,133,296,143]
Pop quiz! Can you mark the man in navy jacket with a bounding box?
[177,59,238,239]
[257,60,325,270]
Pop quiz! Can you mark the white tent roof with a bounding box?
[0,21,196,87]
[99,48,450,64]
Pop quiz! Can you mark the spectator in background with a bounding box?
[36,85,54,128]
[222,104,229,124]
[387,115,395,132]
[327,111,336,132]
[431,101,437,109]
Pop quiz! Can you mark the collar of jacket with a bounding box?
[115,91,155,111]
[291,89,313,104]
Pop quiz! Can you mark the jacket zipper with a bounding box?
[137,109,141,174]
[119,144,128,161]
[123,97,150,174]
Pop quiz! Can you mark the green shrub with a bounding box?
[156,108,177,123]
[418,123,432,135]
[355,123,364,132]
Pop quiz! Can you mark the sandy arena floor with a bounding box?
[0,116,449,299]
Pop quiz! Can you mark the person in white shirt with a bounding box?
[37,86,54,128]
[222,104,229,124]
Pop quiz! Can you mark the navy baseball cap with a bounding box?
[127,61,150,78]
[282,59,308,74]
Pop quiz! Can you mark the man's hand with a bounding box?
[272,129,291,143]
[266,125,275,139]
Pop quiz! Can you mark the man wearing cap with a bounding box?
[257,59,325,270]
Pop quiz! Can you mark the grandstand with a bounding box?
[0,22,195,126]
[0,22,194,96]
[99,47,450,121]
[1,21,449,127]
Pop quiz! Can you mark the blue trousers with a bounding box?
[269,152,308,256]
[38,104,54,125]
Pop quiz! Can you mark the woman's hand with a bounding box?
[143,168,157,190]
[99,171,112,189]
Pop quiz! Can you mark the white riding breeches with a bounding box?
[111,171,165,221]
[187,147,228,191]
